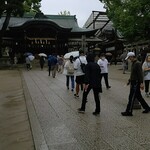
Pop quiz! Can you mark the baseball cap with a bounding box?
[125,52,135,60]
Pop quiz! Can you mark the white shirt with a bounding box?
[63,60,75,76]
[142,61,150,80]
[97,58,109,73]
[74,56,87,76]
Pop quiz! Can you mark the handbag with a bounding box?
[79,58,86,73]
[144,70,149,76]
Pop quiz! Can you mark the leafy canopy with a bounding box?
[99,0,150,41]
[0,0,41,17]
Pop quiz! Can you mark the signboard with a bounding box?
[106,46,115,51]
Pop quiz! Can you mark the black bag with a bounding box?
[79,58,86,73]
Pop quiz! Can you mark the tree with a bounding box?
[58,10,71,16]
[0,0,41,57]
[99,0,150,42]
[0,0,41,31]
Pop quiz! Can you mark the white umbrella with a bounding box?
[105,52,112,56]
[28,55,35,61]
[64,51,79,59]
[38,53,47,57]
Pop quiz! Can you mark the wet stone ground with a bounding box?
[0,70,34,150]
[22,65,150,150]
[0,64,150,150]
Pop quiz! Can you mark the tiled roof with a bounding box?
[0,13,97,34]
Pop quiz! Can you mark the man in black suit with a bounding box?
[78,53,102,115]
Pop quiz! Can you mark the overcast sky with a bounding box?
[41,0,106,27]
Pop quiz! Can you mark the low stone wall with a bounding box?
[0,57,11,68]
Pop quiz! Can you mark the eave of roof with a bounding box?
[0,13,97,35]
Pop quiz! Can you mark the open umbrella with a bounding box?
[64,51,79,59]
[38,53,47,57]
[105,52,112,56]
[28,55,35,61]
[24,52,33,56]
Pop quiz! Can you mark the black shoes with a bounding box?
[142,109,150,113]
[74,94,79,98]
[121,111,133,116]
[92,112,100,116]
[121,109,150,115]
[107,86,111,89]
[78,108,85,113]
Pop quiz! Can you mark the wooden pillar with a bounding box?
[81,35,86,53]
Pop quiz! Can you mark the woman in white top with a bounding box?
[97,53,111,89]
[142,54,150,97]
[63,56,75,91]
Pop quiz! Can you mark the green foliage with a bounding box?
[99,0,150,42]
[0,0,41,33]
[0,0,41,18]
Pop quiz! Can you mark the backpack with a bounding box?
[67,62,74,74]
[79,58,86,73]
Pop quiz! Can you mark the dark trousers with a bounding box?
[144,80,150,93]
[26,64,30,70]
[48,65,51,76]
[126,81,150,113]
[100,73,110,88]
[40,63,44,69]
[81,85,100,113]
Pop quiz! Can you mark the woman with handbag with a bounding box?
[63,56,75,91]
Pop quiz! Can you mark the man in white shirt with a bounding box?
[74,50,87,97]
[97,53,111,89]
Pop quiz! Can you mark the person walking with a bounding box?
[48,54,58,78]
[39,56,45,70]
[25,56,31,71]
[142,54,150,97]
[57,55,64,73]
[78,53,102,115]
[97,53,111,89]
[121,52,150,116]
[63,55,75,91]
[74,50,87,98]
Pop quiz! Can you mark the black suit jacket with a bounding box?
[84,62,102,91]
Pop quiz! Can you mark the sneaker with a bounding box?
[145,93,149,97]
[78,108,85,113]
[121,111,133,116]
[92,112,100,116]
[74,94,79,98]
[142,109,150,113]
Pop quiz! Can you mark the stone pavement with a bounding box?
[0,69,34,150]
[1,65,150,150]
[22,65,150,150]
